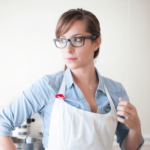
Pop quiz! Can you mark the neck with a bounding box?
[70,66,99,86]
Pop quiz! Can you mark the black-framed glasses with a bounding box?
[53,35,98,49]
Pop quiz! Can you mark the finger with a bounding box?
[117,116,127,124]
[117,110,129,117]
[117,105,132,114]
[118,98,133,109]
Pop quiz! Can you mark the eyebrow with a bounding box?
[60,34,84,38]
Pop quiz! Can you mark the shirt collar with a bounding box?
[64,66,106,93]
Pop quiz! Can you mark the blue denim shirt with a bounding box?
[0,66,144,149]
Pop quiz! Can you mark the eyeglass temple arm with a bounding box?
[84,36,97,40]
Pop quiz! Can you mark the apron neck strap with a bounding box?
[58,76,66,95]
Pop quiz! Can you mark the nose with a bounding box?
[65,40,74,53]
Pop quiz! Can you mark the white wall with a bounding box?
[0,0,150,138]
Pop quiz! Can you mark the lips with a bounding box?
[67,58,76,60]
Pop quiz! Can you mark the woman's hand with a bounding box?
[117,97,141,130]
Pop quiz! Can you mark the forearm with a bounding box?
[124,126,142,150]
[0,135,17,150]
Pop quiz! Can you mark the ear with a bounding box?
[93,37,101,52]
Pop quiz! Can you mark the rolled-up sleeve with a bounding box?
[115,83,144,150]
[121,135,145,150]
[0,76,51,137]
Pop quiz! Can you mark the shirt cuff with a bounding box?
[121,135,145,150]
[0,130,11,137]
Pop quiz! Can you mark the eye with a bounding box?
[74,37,83,42]
[56,39,66,43]
[62,39,66,43]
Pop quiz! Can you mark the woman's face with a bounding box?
[60,20,101,70]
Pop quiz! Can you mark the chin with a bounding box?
[66,62,87,70]
[65,64,80,70]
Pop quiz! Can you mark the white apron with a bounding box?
[46,76,118,150]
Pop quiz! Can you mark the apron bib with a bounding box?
[46,75,118,150]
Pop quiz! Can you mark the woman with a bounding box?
[0,8,144,150]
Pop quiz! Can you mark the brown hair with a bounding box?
[55,8,101,71]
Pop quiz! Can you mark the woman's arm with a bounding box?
[0,76,51,139]
[117,98,144,150]
[0,135,17,150]
[124,126,143,150]
[115,83,144,150]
